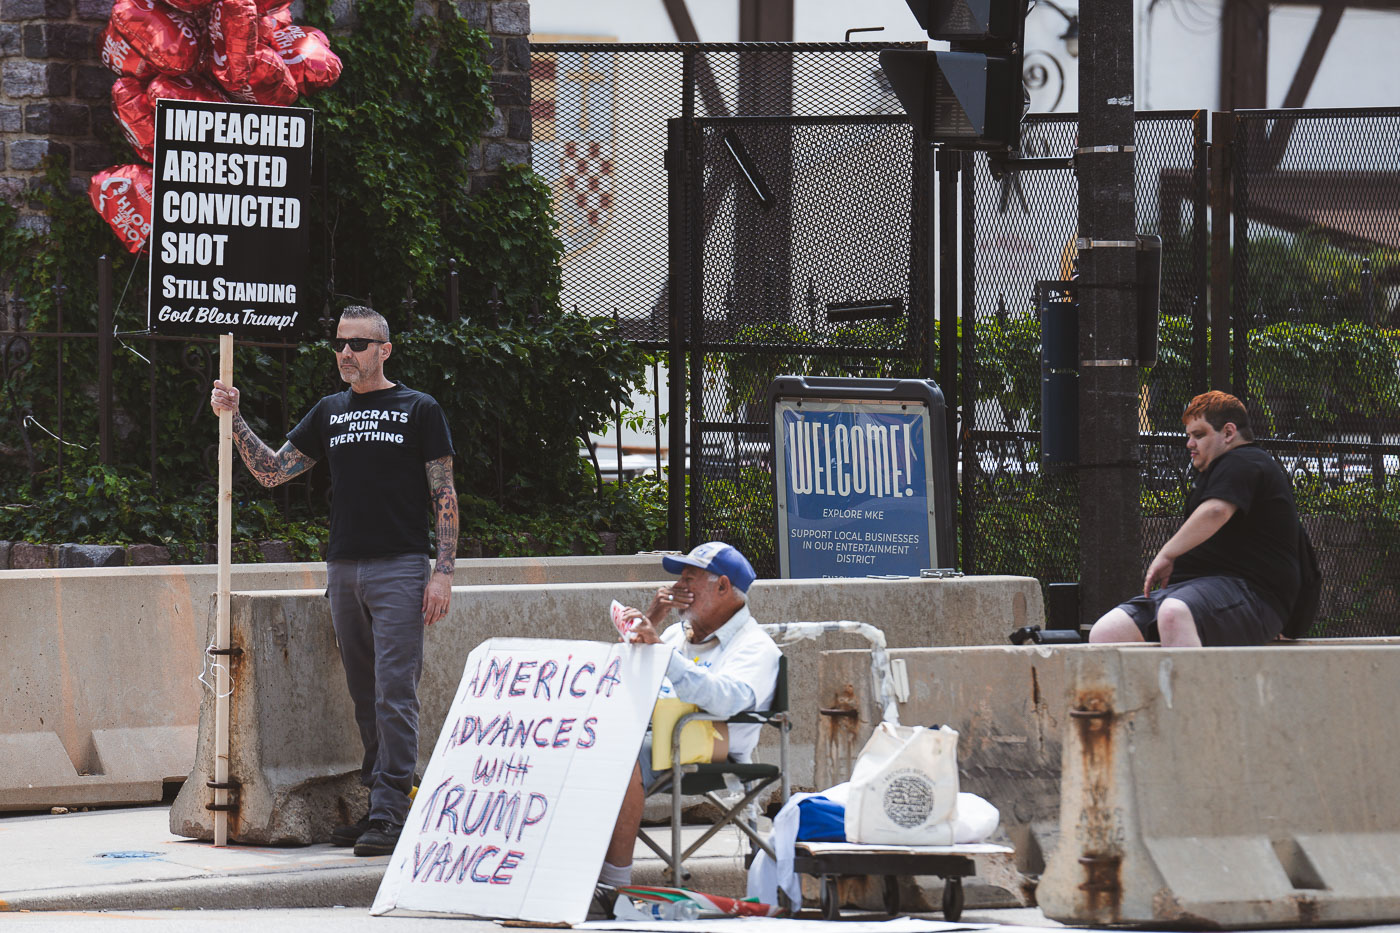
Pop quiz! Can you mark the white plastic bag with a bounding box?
[844,722,959,845]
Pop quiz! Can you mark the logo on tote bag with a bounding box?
[883,769,936,828]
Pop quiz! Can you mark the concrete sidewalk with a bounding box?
[0,804,757,913]
[8,806,1400,933]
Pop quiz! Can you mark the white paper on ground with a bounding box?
[574,918,993,933]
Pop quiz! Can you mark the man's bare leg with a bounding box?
[1088,608,1146,644]
[1156,597,1203,647]
[604,762,645,872]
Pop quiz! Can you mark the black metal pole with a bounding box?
[959,151,978,574]
[447,258,460,321]
[1076,0,1139,626]
[936,148,961,569]
[666,112,689,550]
[1208,111,1233,391]
[97,254,114,466]
[54,274,65,485]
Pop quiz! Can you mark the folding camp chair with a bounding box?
[637,655,790,882]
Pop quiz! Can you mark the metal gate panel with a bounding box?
[688,116,929,575]
[961,111,1206,582]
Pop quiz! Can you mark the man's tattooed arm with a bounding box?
[426,454,458,576]
[232,413,316,487]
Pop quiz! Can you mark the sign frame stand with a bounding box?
[214,332,233,846]
[766,375,955,578]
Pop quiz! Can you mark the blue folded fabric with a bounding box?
[795,795,847,842]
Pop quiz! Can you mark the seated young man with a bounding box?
[599,542,781,890]
[1090,390,1302,647]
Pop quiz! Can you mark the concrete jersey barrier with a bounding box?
[818,641,1400,926]
[170,574,1042,844]
[1039,643,1400,927]
[0,556,665,812]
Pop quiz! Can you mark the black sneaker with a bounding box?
[330,814,369,848]
[589,885,618,920]
[353,819,402,856]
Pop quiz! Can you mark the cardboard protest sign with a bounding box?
[371,638,671,923]
[147,99,314,340]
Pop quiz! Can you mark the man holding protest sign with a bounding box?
[209,304,457,856]
[600,543,781,889]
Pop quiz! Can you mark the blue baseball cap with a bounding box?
[661,542,756,593]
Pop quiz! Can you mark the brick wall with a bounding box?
[0,0,119,230]
[461,0,531,194]
[0,0,531,223]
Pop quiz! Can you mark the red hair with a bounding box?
[1182,390,1254,440]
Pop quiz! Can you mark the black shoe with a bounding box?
[589,885,618,920]
[353,819,402,856]
[330,814,369,848]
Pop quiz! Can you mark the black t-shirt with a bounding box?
[286,383,453,561]
[1170,444,1301,622]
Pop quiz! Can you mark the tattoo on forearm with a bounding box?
[427,455,458,576]
[232,413,315,487]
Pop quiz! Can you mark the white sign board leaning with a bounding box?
[371,637,671,923]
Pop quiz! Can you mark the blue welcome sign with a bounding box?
[768,377,954,579]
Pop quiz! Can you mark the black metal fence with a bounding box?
[530,43,919,348]
[0,259,339,516]
[532,42,927,574]
[961,111,1209,599]
[537,42,1400,636]
[1226,108,1400,635]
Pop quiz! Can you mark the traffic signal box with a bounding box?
[880,0,1028,151]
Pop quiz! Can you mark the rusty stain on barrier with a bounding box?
[1071,687,1120,920]
[818,682,862,784]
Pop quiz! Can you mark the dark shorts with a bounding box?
[1116,575,1284,646]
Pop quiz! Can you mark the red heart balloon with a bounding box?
[271,24,341,94]
[89,164,155,254]
[111,75,155,162]
[109,0,202,75]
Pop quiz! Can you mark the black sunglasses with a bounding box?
[330,337,384,352]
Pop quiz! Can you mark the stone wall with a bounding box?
[0,0,532,223]
[460,0,531,194]
[0,0,120,230]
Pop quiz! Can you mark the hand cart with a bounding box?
[791,841,1014,921]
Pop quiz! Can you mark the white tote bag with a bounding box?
[844,723,960,845]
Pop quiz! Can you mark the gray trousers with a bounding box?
[326,554,429,825]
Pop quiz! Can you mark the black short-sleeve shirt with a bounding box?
[287,383,453,561]
[1170,444,1301,622]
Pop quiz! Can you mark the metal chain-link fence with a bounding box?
[689,115,929,574]
[961,111,1207,591]
[1233,108,1400,635]
[535,44,1400,634]
[530,43,917,347]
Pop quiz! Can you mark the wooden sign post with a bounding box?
[214,333,233,846]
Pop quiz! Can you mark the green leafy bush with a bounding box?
[0,0,656,560]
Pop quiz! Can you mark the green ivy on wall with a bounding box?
[0,0,663,558]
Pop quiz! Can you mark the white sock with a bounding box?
[598,859,632,888]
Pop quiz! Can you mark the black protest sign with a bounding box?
[148,100,314,340]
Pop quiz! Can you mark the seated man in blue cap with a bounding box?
[599,542,782,891]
